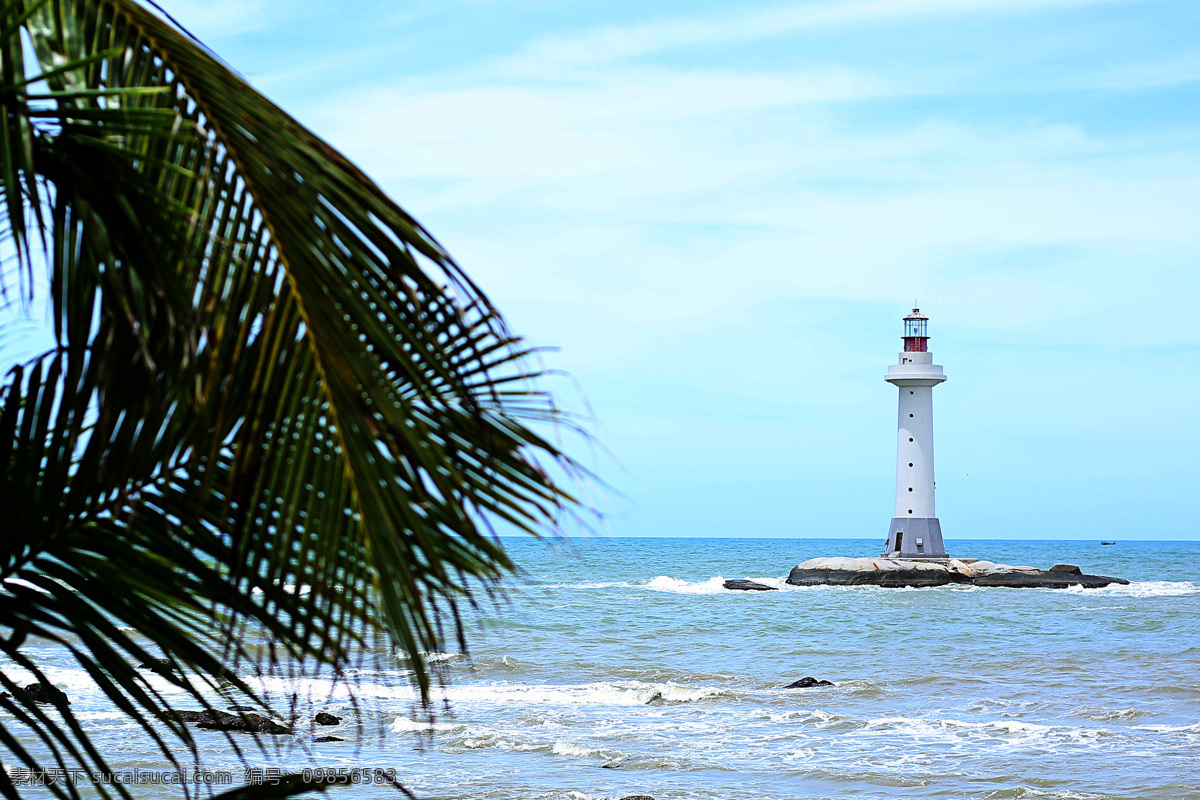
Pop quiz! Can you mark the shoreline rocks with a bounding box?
[786,557,1128,589]
[723,579,776,591]
[173,709,291,735]
[15,683,70,706]
[785,677,833,688]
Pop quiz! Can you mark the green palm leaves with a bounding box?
[0,0,582,795]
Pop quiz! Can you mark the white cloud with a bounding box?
[499,0,1137,75]
[298,42,1199,355]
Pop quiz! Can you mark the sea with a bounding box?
[4,538,1199,800]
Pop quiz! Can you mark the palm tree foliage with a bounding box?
[0,0,582,796]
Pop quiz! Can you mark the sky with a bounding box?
[7,0,1199,541]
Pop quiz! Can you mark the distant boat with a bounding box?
[1101,541,1116,545]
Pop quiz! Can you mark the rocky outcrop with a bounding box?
[172,709,291,735]
[785,677,833,688]
[972,571,1124,589]
[20,683,69,705]
[314,712,341,726]
[313,735,344,743]
[786,557,1128,589]
[723,579,776,591]
[786,557,968,587]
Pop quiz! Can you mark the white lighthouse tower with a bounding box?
[882,308,948,558]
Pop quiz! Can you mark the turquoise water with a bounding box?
[5,538,1199,799]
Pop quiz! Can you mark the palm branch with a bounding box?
[0,0,585,796]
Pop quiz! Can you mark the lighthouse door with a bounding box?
[894,532,904,553]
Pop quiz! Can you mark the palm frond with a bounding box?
[0,0,591,794]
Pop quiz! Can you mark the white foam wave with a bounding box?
[643,575,729,594]
[550,740,611,758]
[548,575,796,594]
[390,717,463,733]
[1010,789,1100,800]
[253,676,724,707]
[453,680,725,706]
[859,715,1108,748]
[253,676,720,705]
[1133,721,1200,733]
[393,650,461,663]
[1085,708,1143,722]
[1067,581,1199,598]
[772,708,844,725]
[865,716,1056,735]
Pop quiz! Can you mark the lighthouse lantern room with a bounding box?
[883,308,948,559]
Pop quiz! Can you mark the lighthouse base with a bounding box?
[883,518,947,558]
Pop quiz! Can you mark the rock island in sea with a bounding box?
[784,557,1129,589]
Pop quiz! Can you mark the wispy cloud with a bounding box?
[499,0,1138,75]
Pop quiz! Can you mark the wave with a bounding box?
[252,675,725,707]
[1064,581,1199,598]
[858,715,1116,748]
[393,650,463,664]
[643,575,730,594]
[391,718,630,763]
[1132,721,1200,733]
[554,575,1200,598]
[390,717,464,733]
[1084,708,1145,722]
[540,575,800,594]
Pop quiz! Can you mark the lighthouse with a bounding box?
[882,308,948,558]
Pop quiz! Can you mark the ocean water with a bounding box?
[4,538,1199,800]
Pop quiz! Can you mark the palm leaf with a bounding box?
[0,0,590,794]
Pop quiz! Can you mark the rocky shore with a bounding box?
[785,557,1129,589]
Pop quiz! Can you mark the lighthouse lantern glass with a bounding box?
[902,314,928,352]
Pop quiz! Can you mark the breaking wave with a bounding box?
[252,676,725,707]
[1073,581,1199,598]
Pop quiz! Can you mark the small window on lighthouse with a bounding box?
[909,413,914,418]
[909,437,914,442]
[908,487,913,492]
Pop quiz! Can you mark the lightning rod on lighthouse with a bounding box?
[882,308,948,558]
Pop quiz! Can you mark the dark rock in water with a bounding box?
[200,712,291,735]
[313,735,344,743]
[973,571,1127,589]
[22,683,69,705]
[785,677,833,688]
[723,579,776,591]
[618,796,655,800]
[314,711,341,726]
[228,705,258,712]
[1048,564,1082,575]
[137,657,178,674]
[173,709,291,735]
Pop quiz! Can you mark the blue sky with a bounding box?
[9,0,1200,541]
